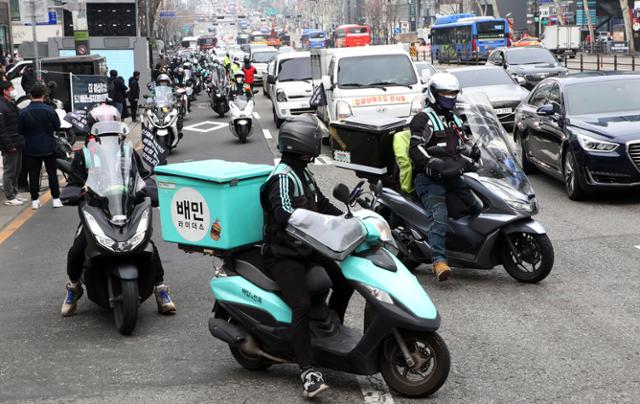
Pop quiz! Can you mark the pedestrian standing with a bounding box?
[0,81,25,206]
[18,82,62,209]
[107,69,127,118]
[128,71,140,122]
[21,67,36,96]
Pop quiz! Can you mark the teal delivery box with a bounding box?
[155,160,273,251]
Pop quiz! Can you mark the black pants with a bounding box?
[129,100,138,121]
[27,154,59,201]
[265,251,354,370]
[67,225,165,284]
[18,153,29,189]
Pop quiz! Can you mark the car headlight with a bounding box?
[83,210,116,252]
[361,283,394,304]
[410,95,424,115]
[336,100,353,121]
[276,89,287,102]
[575,130,618,152]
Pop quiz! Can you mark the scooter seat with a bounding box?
[233,249,332,293]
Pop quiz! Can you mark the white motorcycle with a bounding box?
[228,93,254,144]
[144,86,182,152]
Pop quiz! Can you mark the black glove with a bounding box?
[470,145,481,162]
[425,158,445,180]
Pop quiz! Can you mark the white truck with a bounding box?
[267,51,315,128]
[313,45,428,125]
[541,25,581,58]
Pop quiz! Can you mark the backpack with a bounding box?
[393,130,414,194]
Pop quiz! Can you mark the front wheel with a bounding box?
[563,150,588,201]
[379,331,450,398]
[112,279,139,335]
[500,233,554,283]
[515,130,537,174]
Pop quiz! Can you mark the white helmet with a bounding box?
[426,72,460,105]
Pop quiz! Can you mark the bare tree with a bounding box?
[364,0,387,43]
[583,0,595,52]
[619,0,636,55]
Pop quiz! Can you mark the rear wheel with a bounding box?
[229,345,272,370]
[112,279,138,335]
[379,331,450,398]
[500,233,554,283]
[563,150,588,201]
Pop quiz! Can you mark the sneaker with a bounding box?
[433,261,452,282]
[31,200,40,210]
[16,196,28,202]
[52,198,63,208]
[154,285,176,314]
[61,282,83,317]
[4,198,24,206]
[301,368,329,398]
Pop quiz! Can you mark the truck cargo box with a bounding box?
[155,160,273,252]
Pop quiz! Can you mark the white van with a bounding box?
[267,51,314,128]
[316,45,428,124]
[181,36,198,50]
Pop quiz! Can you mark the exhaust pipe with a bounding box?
[208,318,288,363]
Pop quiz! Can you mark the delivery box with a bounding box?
[155,160,273,252]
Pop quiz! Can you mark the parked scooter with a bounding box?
[356,94,554,283]
[143,84,182,153]
[228,93,255,144]
[208,183,450,398]
[58,122,155,335]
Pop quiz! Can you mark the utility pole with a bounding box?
[30,1,40,80]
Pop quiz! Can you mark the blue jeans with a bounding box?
[414,174,482,263]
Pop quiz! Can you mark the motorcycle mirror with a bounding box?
[333,183,351,206]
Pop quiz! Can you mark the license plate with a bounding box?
[298,102,309,109]
[495,107,512,115]
[334,150,351,163]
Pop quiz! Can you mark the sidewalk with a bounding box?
[0,119,142,232]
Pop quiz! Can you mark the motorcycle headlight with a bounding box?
[164,110,177,124]
[410,95,425,115]
[115,208,149,252]
[83,210,116,252]
[147,110,159,125]
[366,216,394,244]
[237,119,248,126]
[276,89,288,102]
[505,199,535,213]
[575,130,619,152]
[336,100,353,121]
[361,283,394,305]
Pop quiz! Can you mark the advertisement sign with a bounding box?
[71,75,109,111]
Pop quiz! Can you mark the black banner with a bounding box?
[141,125,168,168]
[63,110,89,134]
[72,75,109,111]
[309,82,327,108]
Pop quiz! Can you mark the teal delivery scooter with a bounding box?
[208,183,451,398]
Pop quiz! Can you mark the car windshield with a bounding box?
[278,58,312,81]
[153,86,173,108]
[506,48,557,65]
[566,79,640,115]
[415,63,436,76]
[85,136,142,221]
[253,51,277,63]
[452,68,514,87]
[338,54,417,87]
[458,93,534,199]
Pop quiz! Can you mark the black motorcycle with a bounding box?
[59,122,155,335]
[208,66,230,117]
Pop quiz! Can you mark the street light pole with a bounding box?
[30,0,40,80]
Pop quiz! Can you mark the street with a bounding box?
[1,87,639,403]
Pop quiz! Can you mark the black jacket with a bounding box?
[108,76,128,103]
[0,96,23,152]
[18,101,61,156]
[128,77,140,101]
[21,69,36,95]
[261,155,342,258]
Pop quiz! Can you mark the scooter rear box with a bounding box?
[330,116,407,175]
[155,160,273,251]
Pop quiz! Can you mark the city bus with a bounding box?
[300,29,327,49]
[197,35,218,51]
[335,24,371,48]
[430,15,510,63]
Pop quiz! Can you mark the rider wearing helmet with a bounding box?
[228,70,251,101]
[157,73,172,87]
[241,56,256,90]
[408,72,482,281]
[231,56,242,75]
[260,114,353,398]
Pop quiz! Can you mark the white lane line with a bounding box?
[357,374,395,404]
[253,112,261,120]
[263,129,272,139]
[635,245,640,250]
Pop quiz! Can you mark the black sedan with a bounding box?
[513,74,640,200]
[486,47,568,90]
[449,66,529,131]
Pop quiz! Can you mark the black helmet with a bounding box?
[277,114,326,158]
[244,55,251,64]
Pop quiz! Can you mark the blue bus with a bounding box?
[431,14,510,63]
[301,29,327,49]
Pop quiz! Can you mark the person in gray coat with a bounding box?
[0,81,25,206]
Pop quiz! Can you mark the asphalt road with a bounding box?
[1,87,639,403]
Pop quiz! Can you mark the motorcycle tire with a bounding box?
[500,233,554,283]
[379,331,450,398]
[157,136,172,155]
[239,132,247,144]
[229,345,273,371]
[65,129,77,146]
[112,278,139,336]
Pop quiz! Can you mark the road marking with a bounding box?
[357,374,395,404]
[313,155,334,166]
[635,245,640,250]
[253,112,261,120]
[183,121,227,133]
[262,129,272,139]
[0,190,53,246]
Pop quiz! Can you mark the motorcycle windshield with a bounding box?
[154,86,174,109]
[286,209,366,261]
[458,93,534,200]
[214,70,227,87]
[234,94,251,110]
[84,136,143,223]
